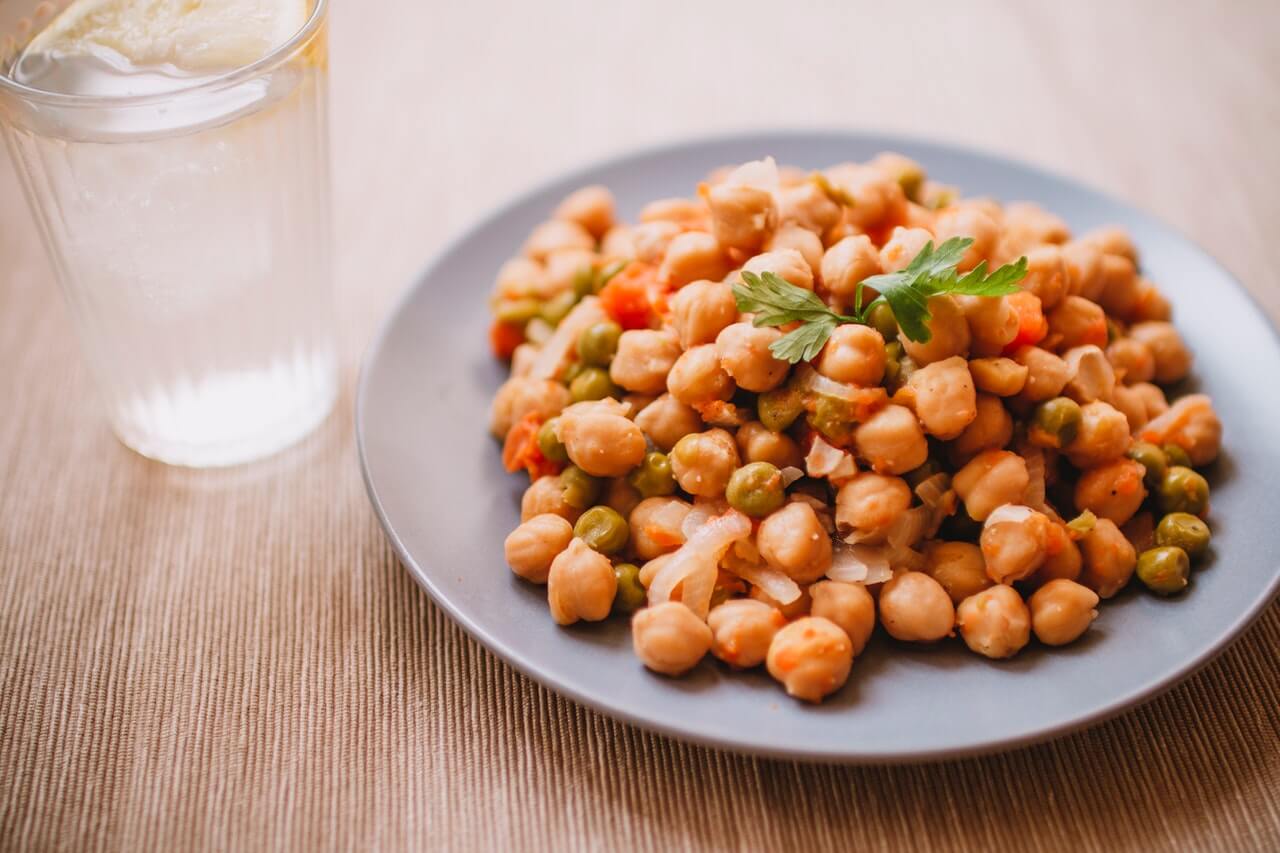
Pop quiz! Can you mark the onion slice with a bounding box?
[828,542,891,584]
[530,297,606,381]
[649,509,752,619]
[727,563,801,605]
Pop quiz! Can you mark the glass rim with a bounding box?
[0,0,328,108]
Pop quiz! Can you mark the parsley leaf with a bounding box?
[730,242,1027,362]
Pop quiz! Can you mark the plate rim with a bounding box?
[355,127,1280,763]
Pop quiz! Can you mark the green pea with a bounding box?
[570,366,621,402]
[896,168,925,203]
[613,563,646,614]
[561,465,603,509]
[537,418,569,463]
[1156,512,1211,559]
[540,291,577,326]
[562,362,585,384]
[574,506,630,555]
[494,298,543,326]
[1135,546,1190,595]
[882,341,904,387]
[1030,397,1082,449]
[572,266,597,300]
[1126,441,1168,490]
[1158,466,1209,516]
[867,302,899,340]
[757,387,805,432]
[725,462,786,518]
[807,394,856,445]
[1162,444,1192,468]
[577,321,622,366]
[627,451,676,498]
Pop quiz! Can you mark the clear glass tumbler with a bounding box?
[0,0,336,467]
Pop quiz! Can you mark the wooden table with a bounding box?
[3,1,1279,849]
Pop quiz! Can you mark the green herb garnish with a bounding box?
[732,237,1027,363]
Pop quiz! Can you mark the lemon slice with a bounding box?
[25,0,309,72]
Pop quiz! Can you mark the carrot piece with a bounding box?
[501,412,554,480]
[598,262,660,329]
[1002,291,1049,354]
[489,320,525,360]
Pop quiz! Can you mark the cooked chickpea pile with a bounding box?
[488,154,1223,704]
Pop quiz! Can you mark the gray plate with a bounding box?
[356,131,1280,762]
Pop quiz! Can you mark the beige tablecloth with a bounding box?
[3,1,1279,850]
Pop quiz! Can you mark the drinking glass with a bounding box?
[0,0,336,467]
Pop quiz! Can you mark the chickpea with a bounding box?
[1000,202,1070,252]
[749,583,812,620]
[924,541,992,604]
[1138,394,1222,467]
[1017,245,1069,311]
[932,206,1000,271]
[766,225,825,278]
[953,450,1030,522]
[489,377,572,438]
[879,572,956,642]
[504,514,575,583]
[820,235,881,305]
[809,581,876,656]
[1062,345,1116,404]
[777,182,843,235]
[633,395,701,453]
[1096,253,1141,319]
[879,226,934,273]
[854,405,929,475]
[1128,322,1192,384]
[632,602,713,676]
[766,616,855,703]
[1107,337,1156,385]
[969,357,1029,397]
[640,197,707,227]
[816,324,886,386]
[668,279,737,348]
[1080,225,1139,265]
[670,429,740,497]
[631,220,682,264]
[957,295,1019,358]
[538,248,597,298]
[553,185,614,238]
[492,257,546,301]
[1064,401,1130,469]
[1129,382,1170,419]
[835,474,912,543]
[521,475,580,523]
[630,498,691,561]
[1061,240,1104,301]
[547,538,617,625]
[600,225,636,261]
[980,507,1053,584]
[707,182,777,252]
[1049,296,1108,351]
[1012,346,1071,403]
[1075,458,1147,525]
[736,421,804,469]
[667,344,735,406]
[900,295,971,366]
[1029,579,1099,646]
[907,356,977,439]
[708,599,786,668]
[951,394,1013,462]
[558,410,647,477]
[523,219,595,261]
[1027,535,1083,588]
[757,502,833,583]
[659,231,730,288]
[825,164,905,228]
[605,477,642,518]
[610,329,681,394]
[742,248,814,291]
[1130,279,1172,323]
[956,585,1031,659]
[715,322,790,392]
[1110,384,1151,434]
[1079,517,1137,598]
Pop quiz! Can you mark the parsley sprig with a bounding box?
[732,237,1027,363]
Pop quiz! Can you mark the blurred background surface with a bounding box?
[2,1,1278,850]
